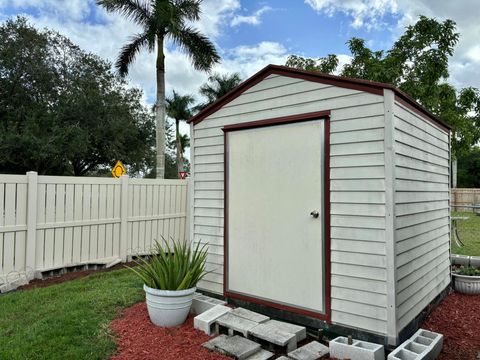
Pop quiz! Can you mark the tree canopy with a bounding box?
[0,17,156,176]
[166,90,195,174]
[285,16,480,156]
[457,147,480,188]
[197,72,243,110]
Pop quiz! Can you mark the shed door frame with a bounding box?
[222,110,331,323]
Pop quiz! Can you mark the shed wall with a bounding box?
[393,101,451,331]
[192,74,388,335]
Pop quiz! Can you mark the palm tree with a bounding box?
[97,0,220,179]
[197,72,242,110]
[179,133,190,155]
[166,90,194,176]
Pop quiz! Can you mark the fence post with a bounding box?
[25,171,38,279]
[119,175,129,262]
[187,177,193,243]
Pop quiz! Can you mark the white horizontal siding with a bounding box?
[393,101,450,333]
[192,74,388,335]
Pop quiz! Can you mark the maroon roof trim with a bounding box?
[188,64,451,132]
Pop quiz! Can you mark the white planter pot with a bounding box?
[452,273,480,294]
[144,284,196,327]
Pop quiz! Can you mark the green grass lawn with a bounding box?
[451,211,480,256]
[0,268,143,360]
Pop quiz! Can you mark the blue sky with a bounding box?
[0,0,479,138]
[221,1,400,56]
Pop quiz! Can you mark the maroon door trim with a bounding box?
[222,110,331,323]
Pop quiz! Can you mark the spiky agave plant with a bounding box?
[129,239,209,291]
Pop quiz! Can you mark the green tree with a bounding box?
[179,133,190,156]
[285,16,480,156]
[457,148,480,188]
[0,17,155,176]
[285,54,338,73]
[197,72,242,109]
[97,0,220,179]
[166,90,194,176]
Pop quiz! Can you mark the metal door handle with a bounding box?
[310,210,319,218]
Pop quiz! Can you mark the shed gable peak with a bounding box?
[188,64,450,132]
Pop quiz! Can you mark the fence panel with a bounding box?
[0,176,29,280]
[0,173,189,289]
[451,188,480,211]
[127,179,188,255]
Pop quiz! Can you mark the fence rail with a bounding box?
[0,172,189,288]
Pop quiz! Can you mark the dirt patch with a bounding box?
[17,262,136,290]
[423,292,480,360]
[109,302,229,360]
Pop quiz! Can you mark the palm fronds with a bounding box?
[96,0,151,26]
[116,32,150,76]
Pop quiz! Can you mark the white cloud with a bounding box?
[217,41,288,80]
[193,0,240,38]
[336,54,353,74]
[304,0,398,29]
[304,0,480,89]
[231,6,272,27]
[2,0,92,21]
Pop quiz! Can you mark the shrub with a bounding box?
[128,239,209,290]
[456,266,480,276]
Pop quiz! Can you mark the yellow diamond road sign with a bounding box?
[111,160,126,178]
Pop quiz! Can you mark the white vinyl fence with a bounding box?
[0,172,189,289]
[451,188,480,210]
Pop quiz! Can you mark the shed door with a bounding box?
[226,120,325,313]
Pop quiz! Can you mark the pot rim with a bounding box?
[143,284,196,296]
[452,272,480,280]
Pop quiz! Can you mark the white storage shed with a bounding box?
[188,65,451,346]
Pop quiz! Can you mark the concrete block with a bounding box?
[216,312,259,337]
[0,275,28,293]
[388,329,443,360]
[288,341,329,360]
[194,305,231,335]
[231,307,270,323]
[191,293,227,315]
[266,319,307,342]
[245,349,274,360]
[249,322,297,352]
[203,335,261,360]
[330,336,384,360]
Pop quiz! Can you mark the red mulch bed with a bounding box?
[423,292,480,360]
[110,302,229,360]
[109,292,480,360]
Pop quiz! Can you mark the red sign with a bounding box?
[179,171,187,180]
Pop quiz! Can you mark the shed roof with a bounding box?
[188,64,451,132]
